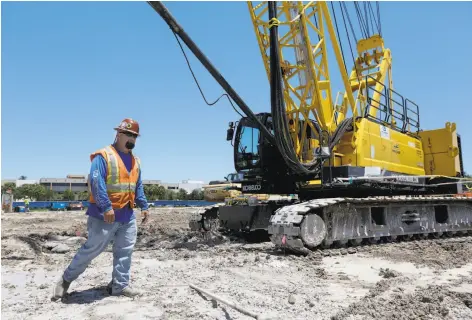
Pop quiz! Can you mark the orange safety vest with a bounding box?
[88,145,141,209]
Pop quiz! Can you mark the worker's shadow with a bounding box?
[60,285,109,304]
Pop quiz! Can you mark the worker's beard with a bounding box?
[125,141,135,150]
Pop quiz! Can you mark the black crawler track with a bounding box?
[189,195,472,255]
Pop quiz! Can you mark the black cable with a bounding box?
[340,3,358,79]
[172,31,245,118]
[312,8,321,41]
[342,2,358,43]
[329,117,354,150]
[368,3,374,36]
[368,2,380,35]
[268,2,322,176]
[377,2,382,36]
[330,2,347,75]
[354,2,368,39]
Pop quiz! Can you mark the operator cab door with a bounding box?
[233,113,276,175]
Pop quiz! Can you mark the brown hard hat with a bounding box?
[114,118,140,136]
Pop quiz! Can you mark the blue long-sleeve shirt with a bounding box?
[86,150,148,223]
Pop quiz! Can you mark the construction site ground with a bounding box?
[2,207,472,320]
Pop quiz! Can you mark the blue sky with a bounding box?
[2,1,472,183]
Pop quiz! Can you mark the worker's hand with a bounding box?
[104,209,115,223]
[141,210,149,224]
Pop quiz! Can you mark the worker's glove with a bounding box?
[104,209,115,223]
[141,210,149,224]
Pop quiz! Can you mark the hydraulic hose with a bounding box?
[268,1,322,176]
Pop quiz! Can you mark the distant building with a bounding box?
[162,182,180,190]
[178,179,205,193]
[142,179,161,185]
[142,179,178,190]
[40,177,88,193]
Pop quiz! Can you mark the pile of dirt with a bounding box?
[332,282,472,320]
[1,232,89,266]
[1,236,42,262]
[135,222,234,251]
[370,237,472,269]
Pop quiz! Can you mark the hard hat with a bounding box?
[114,118,140,136]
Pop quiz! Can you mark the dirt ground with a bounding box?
[2,208,472,320]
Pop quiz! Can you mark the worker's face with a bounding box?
[117,130,138,151]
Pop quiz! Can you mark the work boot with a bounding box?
[117,286,142,298]
[52,277,71,301]
[107,281,141,298]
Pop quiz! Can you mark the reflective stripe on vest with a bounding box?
[107,183,137,193]
[104,145,120,186]
[102,146,140,194]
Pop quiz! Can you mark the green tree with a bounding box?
[18,175,27,180]
[31,184,48,200]
[165,189,176,200]
[143,185,153,200]
[53,192,64,201]
[1,182,16,195]
[14,184,35,199]
[148,185,163,200]
[156,185,166,200]
[144,185,168,200]
[77,191,89,200]
[189,189,204,200]
[16,184,47,200]
[177,188,188,200]
[45,188,55,201]
[63,189,75,201]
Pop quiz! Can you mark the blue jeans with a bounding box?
[63,215,137,294]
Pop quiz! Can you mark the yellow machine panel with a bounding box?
[335,118,425,176]
[419,122,462,177]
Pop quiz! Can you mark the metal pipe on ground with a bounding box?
[188,282,274,320]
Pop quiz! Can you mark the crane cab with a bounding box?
[226,112,307,195]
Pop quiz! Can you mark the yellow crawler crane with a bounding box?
[148,1,471,251]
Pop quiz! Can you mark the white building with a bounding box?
[178,179,205,193]
[1,179,38,187]
[16,179,39,187]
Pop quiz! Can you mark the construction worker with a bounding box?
[53,118,149,300]
[24,197,30,213]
